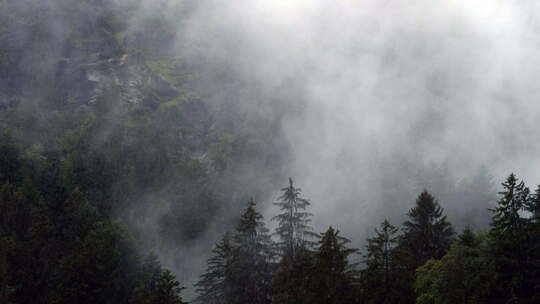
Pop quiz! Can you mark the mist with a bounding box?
[161,0,540,233]
[3,0,540,301]
[113,0,540,295]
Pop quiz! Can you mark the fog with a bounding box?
[6,0,540,299]
[165,0,540,232]
[118,0,540,295]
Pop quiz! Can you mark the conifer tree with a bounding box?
[272,178,317,260]
[490,174,528,239]
[271,178,318,304]
[232,199,274,304]
[525,185,540,301]
[393,190,454,304]
[526,185,540,223]
[415,229,496,304]
[401,190,455,266]
[194,233,235,304]
[489,174,531,302]
[196,199,274,304]
[133,251,187,304]
[310,227,357,304]
[457,226,477,247]
[152,270,187,304]
[363,219,399,303]
[272,247,314,304]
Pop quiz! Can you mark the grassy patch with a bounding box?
[146,59,196,107]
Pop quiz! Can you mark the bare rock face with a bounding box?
[0,0,180,111]
[55,52,178,108]
[0,0,217,159]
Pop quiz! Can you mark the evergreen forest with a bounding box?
[1,1,539,303]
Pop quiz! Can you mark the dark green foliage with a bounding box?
[488,174,536,303]
[133,252,187,304]
[411,175,540,304]
[272,178,317,260]
[0,1,284,302]
[52,221,139,303]
[270,178,319,304]
[0,183,187,304]
[526,185,540,221]
[415,230,496,304]
[196,199,274,304]
[370,190,455,304]
[310,227,357,304]
[401,190,455,266]
[1,2,293,302]
[0,0,226,249]
[457,226,478,247]
[194,233,235,304]
[490,174,528,240]
[151,270,187,304]
[362,219,400,303]
[1,2,540,302]
[0,135,187,304]
[525,185,540,300]
[272,248,315,304]
[230,199,274,304]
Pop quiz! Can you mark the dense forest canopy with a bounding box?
[1,0,540,303]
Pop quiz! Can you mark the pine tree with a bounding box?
[363,219,399,303]
[152,270,187,304]
[393,190,454,304]
[490,174,528,239]
[272,247,314,304]
[526,185,540,224]
[272,178,317,260]
[271,178,318,304]
[457,226,477,247]
[525,185,540,301]
[231,199,274,304]
[310,227,357,304]
[194,233,235,304]
[489,174,531,302]
[401,190,455,266]
[195,199,274,304]
[133,251,187,304]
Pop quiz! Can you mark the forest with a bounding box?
[3,133,540,303]
[1,0,540,303]
[194,175,540,304]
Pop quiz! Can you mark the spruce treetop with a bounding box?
[490,173,529,237]
[402,190,455,262]
[272,178,317,259]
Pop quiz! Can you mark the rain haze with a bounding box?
[2,0,540,301]
[172,0,540,227]
[143,0,540,293]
